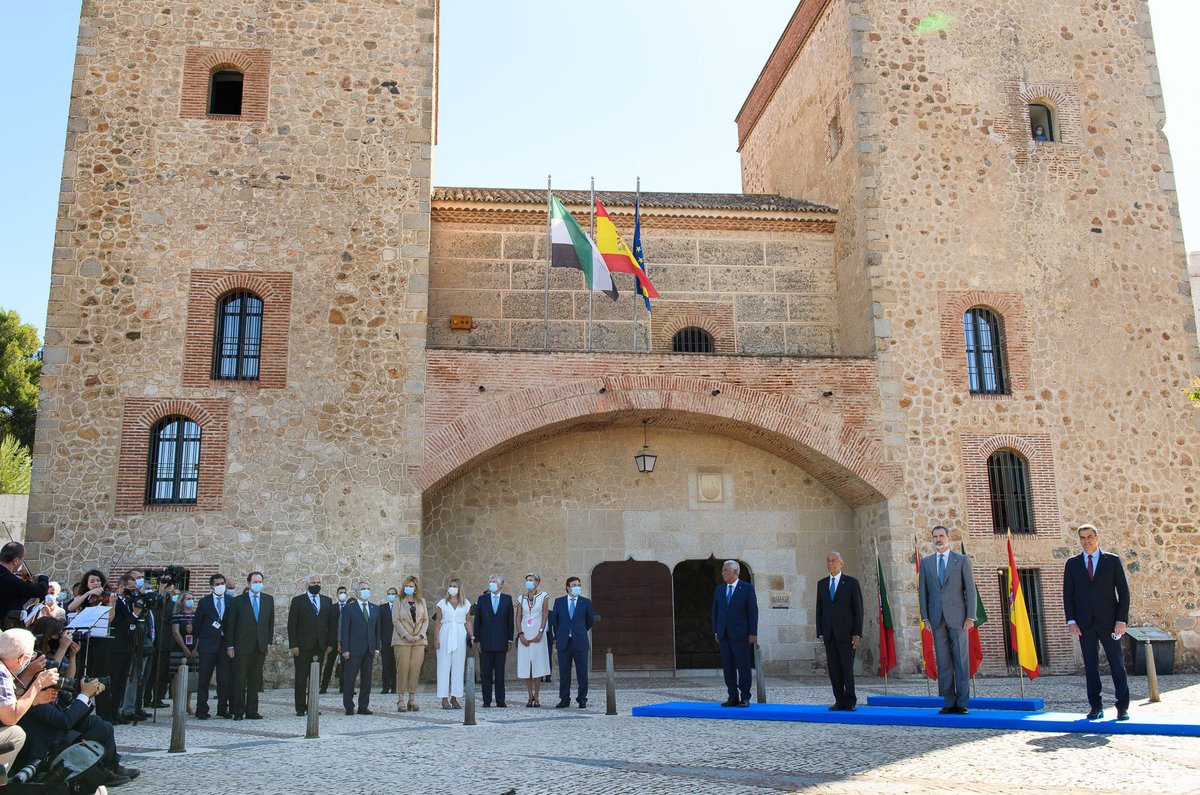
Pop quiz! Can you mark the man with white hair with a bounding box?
[0,628,60,770]
[711,560,758,708]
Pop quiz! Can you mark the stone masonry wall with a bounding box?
[29,0,438,680]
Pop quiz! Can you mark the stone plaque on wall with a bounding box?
[697,472,724,503]
[770,591,790,609]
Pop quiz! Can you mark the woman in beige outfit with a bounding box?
[391,574,429,711]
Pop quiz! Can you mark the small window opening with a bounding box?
[209,70,244,116]
[672,327,714,354]
[1028,104,1054,142]
[829,115,841,158]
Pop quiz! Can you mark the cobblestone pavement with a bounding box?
[107,673,1200,794]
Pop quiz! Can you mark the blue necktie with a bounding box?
[938,554,946,586]
[252,594,260,621]
[726,584,733,604]
[829,577,836,601]
[569,598,576,620]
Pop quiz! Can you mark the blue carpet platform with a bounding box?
[631,702,1200,737]
[866,695,1044,711]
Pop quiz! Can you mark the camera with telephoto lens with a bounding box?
[160,564,186,587]
[131,590,161,610]
[48,677,78,696]
[71,629,89,644]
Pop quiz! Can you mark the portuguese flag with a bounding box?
[961,541,988,677]
[594,199,659,297]
[550,195,618,301]
[876,552,898,676]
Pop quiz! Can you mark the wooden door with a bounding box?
[590,560,674,670]
[673,557,752,669]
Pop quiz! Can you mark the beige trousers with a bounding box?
[393,644,425,696]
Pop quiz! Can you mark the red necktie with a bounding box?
[1087,554,1094,580]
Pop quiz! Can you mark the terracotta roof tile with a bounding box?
[432,186,836,214]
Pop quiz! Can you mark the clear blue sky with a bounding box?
[3,1,1197,338]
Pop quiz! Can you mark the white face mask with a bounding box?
[570,586,582,597]
[337,593,348,603]
[488,582,499,593]
[213,584,227,597]
[403,586,415,596]
[45,594,56,605]
[447,587,459,597]
[359,589,371,601]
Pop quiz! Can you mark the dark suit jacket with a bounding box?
[193,593,233,654]
[711,579,758,640]
[550,595,594,652]
[339,600,379,656]
[1063,551,1130,633]
[815,574,864,642]
[473,592,515,652]
[18,696,95,765]
[287,592,336,651]
[378,602,394,647]
[0,568,48,620]
[226,592,274,654]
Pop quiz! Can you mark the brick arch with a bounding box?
[976,434,1040,462]
[416,375,900,507]
[202,272,284,305]
[181,46,270,122]
[116,398,230,514]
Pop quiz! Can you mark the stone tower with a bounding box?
[28,0,438,593]
[739,0,1200,662]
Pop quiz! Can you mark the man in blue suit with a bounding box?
[711,559,758,707]
[473,573,515,708]
[193,572,233,719]
[918,525,977,714]
[551,576,594,709]
[339,580,379,715]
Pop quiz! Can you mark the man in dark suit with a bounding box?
[378,587,397,694]
[550,576,594,708]
[815,551,863,711]
[339,580,379,715]
[0,542,48,628]
[473,573,515,708]
[918,525,977,715]
[711,559,758,708]
[225,571,274,720]
[1063,523,1131,721]
[320,585,349,694]
[193,572,233,719]
[287,573,336,716]
[106,571,150,723]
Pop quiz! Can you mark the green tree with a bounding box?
[1190,377,1200,408]
[0,435,31,494]
[0,308,41,449]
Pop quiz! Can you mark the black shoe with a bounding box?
[101,771,132,788]
[483,702,492,708]
[721,698,740,707]
[828,704,843,711]
[555,700,571,708]
[844,705,857,712]
[296,709,306,716]
[217,711,233,719]
[245,713,263,720]
[1086,708,1104,721]
[357,708,373,715]
[196,713,210,720]
[735,700,750,707]
[952,707,969,715]
[233,715,244,721]
[1117,708,1130,721]
[496,701,507,708]
[134,709,151,720]
[346,708,355,715]
[112,764,140,780]
[938,707,954,715]
[112,713,130,725]
[578,700,587,709]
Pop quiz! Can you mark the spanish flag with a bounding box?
[914,539,938,681]
[594,200,659,297]
[1006,532,1040,680]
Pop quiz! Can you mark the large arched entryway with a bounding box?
[673,557,752,669]
[590,559,673,670]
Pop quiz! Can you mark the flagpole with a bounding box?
[632,177,640,352]
[874,535,887,695]
[588,177,595,352]
[915,535,931,698]
[544,175,552,350]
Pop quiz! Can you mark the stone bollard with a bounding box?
[169,661,187,753]
[605,648,617,716]
[463,654,476,726]
[754,644,767,704]
[1145,640,1161,703]
[306,660,320,738]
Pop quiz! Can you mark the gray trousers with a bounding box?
[932,619,970,708]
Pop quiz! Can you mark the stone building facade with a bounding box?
[27,0,1200,683]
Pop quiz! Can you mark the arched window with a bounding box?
[963,306,1007,395]
[1028,103,1054,142]
[209,70,244,116]
[672,327,714,354]
[988,449,1034,534]
[147,417,202,505]
[213,291,263,380]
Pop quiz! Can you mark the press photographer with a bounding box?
[0,542,50,630]
[106,571,156,724]
[0,627,60,773]
[145,565,186,710]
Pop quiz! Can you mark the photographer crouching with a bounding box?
[3,627,139,788]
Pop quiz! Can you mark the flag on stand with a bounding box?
[1006,532,1040,680]
[594,200,659,297]
[631,198,652,311]
[550,195,618,301]
[876,552,898,676]
[914,542,938,680]
[961,540,988,678]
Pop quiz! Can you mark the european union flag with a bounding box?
[632,198,651,312]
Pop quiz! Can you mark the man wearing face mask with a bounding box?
[377,587,398,695]
[287,574,336,716]
[339,580,379,715]
[145,576,178,710]
[225,571,274,720]
[473,573,514,708]
[551,577,595,709]
[106,571,151,724]
[0,627,60,772]
[193,573,233,719]
[320,586,350,694]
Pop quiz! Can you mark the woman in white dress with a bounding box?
[515,572,551,707]
[432,578,472,709]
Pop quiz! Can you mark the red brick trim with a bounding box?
[960,432,1060,538]
[938,291,1030,396]
[180,47,270,122]
[182,270,292,389]
[417,364,900,507]
[115,398,230,515]
[651,303,737,353]
[736,0,835,150]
